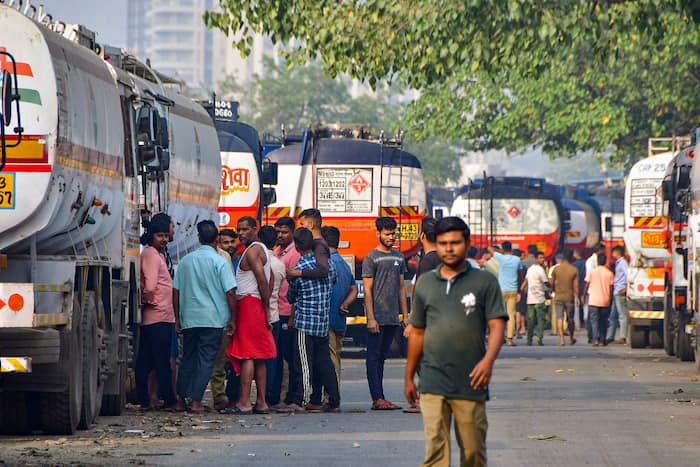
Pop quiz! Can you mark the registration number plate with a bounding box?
[0,173,14,209]
[641,231,665,248]
[399,223,419,241]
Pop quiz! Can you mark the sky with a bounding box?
[38,0,128,47]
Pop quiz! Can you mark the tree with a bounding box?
[218,59,463,184]
[206,1,700,162]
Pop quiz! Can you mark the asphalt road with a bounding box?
[2,333,700,466]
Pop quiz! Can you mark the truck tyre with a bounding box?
[676,312,695,362]
[629,326,647,349]
[648,328,664,348]
[0,392,30,435]
[40,297,83,435]
[664,291,676,356]
[78,293,105,429]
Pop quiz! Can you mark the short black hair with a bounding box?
[238,216,257,229]
[321,226,341,249]
[299,209,322,228]
[563,248,574,262]
[375,216,397,231]
[513,249,523,258]
[536,251,545,258]
[501,241,512,252]
[480,247,490,255]
[594,243,604,253]
[597,253,607,266]
[219,228,237,239]
[612,245,625,256]
[434,216,470,240]
[259,225,277,249]
[197,220,219,244]
[293,227,314,252]
[467,246,478,258]
[421,216,437,243]
[527,244,538,255]
[274,216,295,231]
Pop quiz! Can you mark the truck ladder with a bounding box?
[379,133,404,250]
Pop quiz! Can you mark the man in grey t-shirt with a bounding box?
[362,216,408,410]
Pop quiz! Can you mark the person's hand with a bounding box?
[516,293,521,302]
[403,323,413,338]
[286,269,301,279]
[404,378,419,406]
[226,322,235,337]
[175,320,182,335]
[367,318,379,334]
[339,303,350,316]
[469,358,495,390]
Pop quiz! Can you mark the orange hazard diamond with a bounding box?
[349,174,369,193]
[507,206,521,219]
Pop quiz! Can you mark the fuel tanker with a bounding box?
[0,4,220,434]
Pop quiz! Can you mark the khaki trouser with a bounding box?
[502,291,518,339]
[210,332,230,408]
[328,330,343,386]
[420,393,487,467]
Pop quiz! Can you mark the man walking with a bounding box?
[489,241,523,346]
[551,248,580,346]
[173,220,237,413]
[520,251,548,346]
[228,216,277,414]
[572,248,587,331]
[284,228,340,413]
[363,216,409,410]
[607,245,629,344]
[584,254,615,346]
[406,216,506,467]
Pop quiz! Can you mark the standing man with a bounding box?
[584,254,615,346]
[259,225,287,406]
[550,248,580,346]
[287,208,330,280]
[406,216,507,467]
[284,228,340,413]
[229,216,277,414]
[363,216,409,410]
[521,244,538,270]
[572,248,587,332]
[136,216,178,411]
[173,220,237,413]
[584,244,604,341]
[417,216,441,276]
[272,217,301,409]
[519,251,548,346]
[607,245,629,344]
[489,241,523,346]
[219,229,240,268]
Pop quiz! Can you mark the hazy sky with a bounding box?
[38,0,128,47]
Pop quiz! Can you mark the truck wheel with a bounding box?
[664,294,676,356]
[676,313,695,362]
[0,392,30,434]
[649,328,664,348]
[41,297,83,435]
[78,293,105,429]
[629,326,647,349]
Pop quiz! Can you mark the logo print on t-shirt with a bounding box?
[394,261,399,266]
[461,293,476,316]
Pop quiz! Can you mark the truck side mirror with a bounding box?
[434,208,444,219]
[2,70,12,126]
[604,216,612,233]
[158,116,169,149]
[262,187,276,207]
[662,179,672,201]
[261,159,278,185]
[677,165,691,190]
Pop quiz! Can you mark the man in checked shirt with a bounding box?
[281,227,340,413]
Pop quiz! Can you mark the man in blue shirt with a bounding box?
[607,245,629,344]
[173,220,238,413]
[281,228,340,413]
[489,241,524,346]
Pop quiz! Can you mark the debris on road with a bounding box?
[528,434,567,442]
[520,376,537,381]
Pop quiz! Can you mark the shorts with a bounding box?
[555,301,574,320]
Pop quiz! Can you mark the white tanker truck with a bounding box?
[0,4,221,434]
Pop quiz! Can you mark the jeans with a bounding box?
[274,316,296,405]
[607,294,628,340]
[177,327,223,402]
[526,303,547,344]
[288,330,340,407]
[589,306,610,344]
[366,325,397,401]
[135,322,177,407]
[265,320,282,404]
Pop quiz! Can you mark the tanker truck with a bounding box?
[0,4,221,434]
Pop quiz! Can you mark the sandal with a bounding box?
[253,407,270,415]
[403,405,421,414]
[188,405,213,414]
[371,399,401,411]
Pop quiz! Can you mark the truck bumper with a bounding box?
[0,357,32,373]
[0,328,60,365]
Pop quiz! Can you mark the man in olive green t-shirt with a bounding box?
[405,217,507,467]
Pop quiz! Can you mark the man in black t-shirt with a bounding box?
[416,216,440,278]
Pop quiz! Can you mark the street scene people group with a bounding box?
[136,209,629,467]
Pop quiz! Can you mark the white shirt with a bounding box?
[268,253,286,324]
[526,264,548,305]
[585,253,597,277]
[235,242,271,299]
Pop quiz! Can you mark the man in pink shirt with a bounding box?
[136,217,178,410]
[584,254,615,346]
[270,216,301,409]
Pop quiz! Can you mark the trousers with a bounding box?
[366,325,397,401]
[135,322,177,407]
[177,327,223,402]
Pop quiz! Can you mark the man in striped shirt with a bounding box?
[281,228,340,413]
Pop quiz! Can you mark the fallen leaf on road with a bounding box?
[673,388,685,394]
[191,448,202,453]
[520,377,537,381]
[265,423,273,430]
[528,434,566,442]
[191,425,210,430]
[567,369,575,373]
[555,369,565,373]
[352,442,361,448]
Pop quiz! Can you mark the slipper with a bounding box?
[188,405,213,414]
[223,406,253,415]
[253,407,270,415]
[371,400,402,411]
[276,404,305,413]
[403,405,421,414]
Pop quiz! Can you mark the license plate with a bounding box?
[641,231,665,248]
[399,223,419,241]
[0,173,15,209]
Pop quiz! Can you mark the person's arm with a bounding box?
[363,277,379,333]
[573,271,580,306]
[399,273,409,326]
[404,326,424,406]
[549,269,556,294]
[173,288,181,334]
[289,241,330,278]
[470,317,506,390]
[583,281,590,299]
[519,277,528,293]
[340,284,358,314]
[225,288,237,336]
[250,245,272,316]
[141,251,159,305]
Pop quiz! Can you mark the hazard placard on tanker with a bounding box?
[317,168,373,213]
[630,178,662,217]
[641,231,665,248]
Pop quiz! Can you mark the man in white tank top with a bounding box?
[227,217,277,415]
